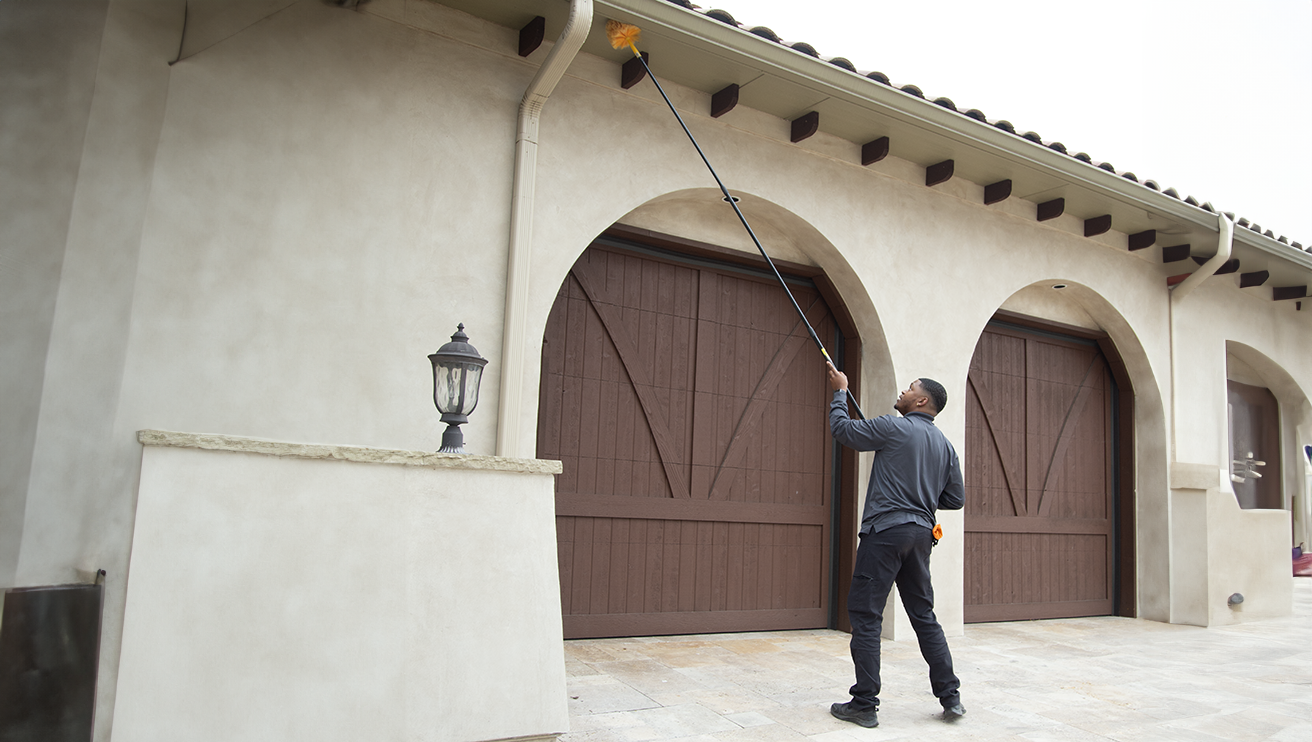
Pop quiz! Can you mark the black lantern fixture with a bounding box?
[428,324,488,453]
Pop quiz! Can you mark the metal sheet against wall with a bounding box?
[0,583,103,742]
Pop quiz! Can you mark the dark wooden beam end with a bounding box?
[519,16,545,57]
[1128,230,1156,250]
[1084,214,1112,237]
[1037,198,1065,222]
[791,111,820,143]
[1273,285,1307,301]
[1190,256,1240,275]
[710,84,739,118]
[861,137,889,166]
[621,52,649,89]
[983,180,1012,205]
[925,160,954,187]
[1239,271,1270,288]
[1161,244,1191,263]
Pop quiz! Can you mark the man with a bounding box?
[825,363,966,728]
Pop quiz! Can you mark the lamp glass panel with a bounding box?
[460,365,483,415]
[433,363,465,414]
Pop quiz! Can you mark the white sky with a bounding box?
[715,0,1312,245]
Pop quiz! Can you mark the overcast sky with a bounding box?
[715,0,1312,246]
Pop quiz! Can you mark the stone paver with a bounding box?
[562,579,1312,741]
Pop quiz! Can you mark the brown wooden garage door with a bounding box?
[538,241,838,638]
[964,321,1116,622]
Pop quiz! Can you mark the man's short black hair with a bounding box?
[917,378,947,413]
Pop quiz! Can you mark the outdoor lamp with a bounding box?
[428,324,487,454]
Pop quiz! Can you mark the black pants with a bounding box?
[847,522,960,710]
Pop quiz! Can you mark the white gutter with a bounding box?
[497,0,593,458]
[1168,212,1234,462]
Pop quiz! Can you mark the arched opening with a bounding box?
[962,282,1146,622]
[1225,341,1312,548]
[535,194,880,638]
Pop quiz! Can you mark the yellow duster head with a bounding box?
[606,20,642,54]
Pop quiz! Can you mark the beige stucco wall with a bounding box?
[0,0,108,586]
[1169,464,1293,627]
[5,1,1312,738]
[114,434,567,742]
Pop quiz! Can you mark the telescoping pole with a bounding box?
[606,20,866,419]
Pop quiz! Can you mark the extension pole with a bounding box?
[613,29,865,420]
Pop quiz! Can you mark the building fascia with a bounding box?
[591,0,1310,276]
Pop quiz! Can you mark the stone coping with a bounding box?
[137,430,562,474]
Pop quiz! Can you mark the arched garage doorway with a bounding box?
[964,311,1136,622]
[538,227,861,639]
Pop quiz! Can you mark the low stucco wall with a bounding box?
[113,432,568,742]
[1168,464,1292,627]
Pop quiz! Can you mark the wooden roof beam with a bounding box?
[791,111,819,142]
[1239,271,1270,288]
[984,180,1011,205]
[519,15,545,57]
[711,84,738,118]
[621,51,649,89]
[1191,256,1239,275]
[1161,244,1191,263]
[861,137,889,165]
[925,160,954,187]
[1084,214,1112,237]
[1128,230,1156,251]
[1037,198,1064,222]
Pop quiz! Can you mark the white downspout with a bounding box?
[497,0,593,458]
[1164,212,1232,623]
[1169,211,1233,460]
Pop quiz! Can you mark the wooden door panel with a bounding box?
[966,532,1110,621]
[544,244,835,638]
[965,325,1115,622]
[967,371,1027,517]
[557,515,826,636]
[965,386,1022,519]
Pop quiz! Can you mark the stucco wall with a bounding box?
[1168,465,1292,627]
[114,435,567,742]
[0,0,108,586]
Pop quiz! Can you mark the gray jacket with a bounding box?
[830,389,965,534]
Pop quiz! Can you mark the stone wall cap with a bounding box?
[1170,462,1221,491]
[137,429,563,474]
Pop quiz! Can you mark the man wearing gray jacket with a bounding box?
[825,364,966,728]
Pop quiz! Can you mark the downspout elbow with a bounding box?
[517,0,593,141]
[1172,213,1234,301]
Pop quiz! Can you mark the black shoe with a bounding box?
[942,699,966,721]
[830,701,878,728]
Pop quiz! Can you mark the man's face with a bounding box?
[895,381,926,415]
